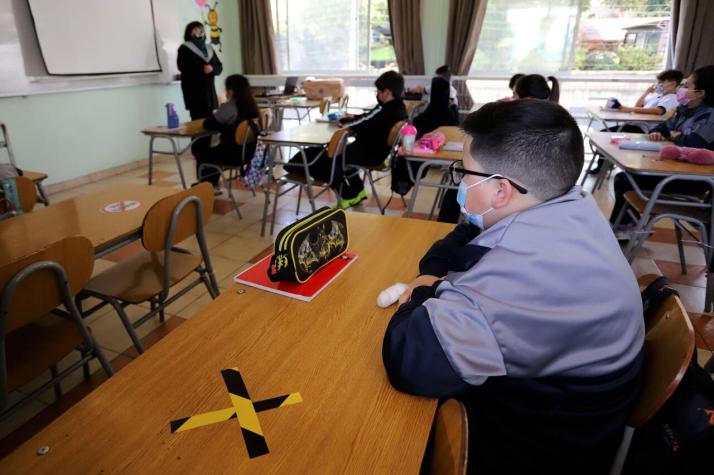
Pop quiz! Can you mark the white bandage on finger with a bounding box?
[377,283,410,308]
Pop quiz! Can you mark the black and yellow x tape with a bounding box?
[170,368,302,458]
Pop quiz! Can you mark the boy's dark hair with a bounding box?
[463,99,583,201]
[225,74,260,120]
[515,74,560,103]
[184,21,204,42]
[435,65,451,82]
[508,73,525,90]
[656,69,684,84]
[375,71,404,98]
[692,65,714,107]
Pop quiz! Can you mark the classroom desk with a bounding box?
[0,183,176,262]
[141,119,216,189]
[271,98,322,129]
[0,212,450,473]
[402,126,464,217]
[259,122,338,235]
[585,106,666,132]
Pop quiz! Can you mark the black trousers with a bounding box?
[609,172,711,225]
[194,143,243,186]
[285,142,381,199]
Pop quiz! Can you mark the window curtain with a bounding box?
[239,0,278,74]
[668,0,714,74]
[388,0,425,75]
[445,0,488,110]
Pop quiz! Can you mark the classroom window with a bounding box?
[471,0,671,74]
[271,0,396,73]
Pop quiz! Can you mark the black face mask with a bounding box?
[376,94,383,105]
[193,34,205,41]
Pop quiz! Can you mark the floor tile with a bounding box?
[655,260,707,288]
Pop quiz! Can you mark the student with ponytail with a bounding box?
[514,74,560,103]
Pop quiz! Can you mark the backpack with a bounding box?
[390,153,413,196]
[0,177,23,220]
[622,276,714,474]
[243,136,269,191]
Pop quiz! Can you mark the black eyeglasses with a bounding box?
[449,161,528,195]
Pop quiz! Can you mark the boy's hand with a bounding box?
[619,106,632,113]
[669,131,681,140]
[203,64,214,74]
[645,84,656,94]
[648,132,665,141]
[398,275,441,305]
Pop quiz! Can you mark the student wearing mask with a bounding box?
[513,74,560,103]
[194,75,260,191]
[383,99,644,474]
[177,21,223,120]
[406,65,459,107]
[285,71,408,208]
[610,65,714,232]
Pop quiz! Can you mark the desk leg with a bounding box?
[406,161,430,218]
[34,181,50,206]
[170,137,188,189]
[148,136,156,185]
[300,146,317,212]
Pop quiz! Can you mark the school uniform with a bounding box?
[194,101,257,185]
[177,41,223,120]
[629,92,679,132]
[285,98,407,200]
[383,187,645,474]
[610,104,714,225]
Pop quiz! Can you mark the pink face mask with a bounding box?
[676,88,690,105]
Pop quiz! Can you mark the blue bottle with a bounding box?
[166,103,179,129]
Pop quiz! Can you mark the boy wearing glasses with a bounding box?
[382,99,644,474]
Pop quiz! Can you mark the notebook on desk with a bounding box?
[444,141,464,152]
[618,141,664,152]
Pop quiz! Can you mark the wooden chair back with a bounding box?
[0,236,93,333]
[637,273,661,293]
[326,128,350,160]
[338,95,349,109]
[235,119,259,147]
[319,98,331,115]
[388,120,407,147]
[258,108,273,131]
[142,183,214,252]
[424,399,468,475]
[628,294,695,427]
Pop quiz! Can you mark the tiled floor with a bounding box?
[1,142,713,459]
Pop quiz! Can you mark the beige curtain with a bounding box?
[239,0,278,74]
[668,0,714,74]
[388,0,425,75]
[445,0,488,110]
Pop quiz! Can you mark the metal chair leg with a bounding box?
[296,186,302,215]
[50,365,62,401]
[225,170,243,219]
[674,223,687,275]
[107,298,145,354]
[270,183,281,235]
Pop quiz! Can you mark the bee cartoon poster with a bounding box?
[193,0,222,52]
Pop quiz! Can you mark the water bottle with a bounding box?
[166,103,179,129]
[401,124,417,152]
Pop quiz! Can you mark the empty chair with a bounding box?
[422,399,469,475]
[0,236,114,418]
[609,284,695,474]
[79,183,219,354]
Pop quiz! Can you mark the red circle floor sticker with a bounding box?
[101,200,142,213]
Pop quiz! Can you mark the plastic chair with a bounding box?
[79,183,219,354]
[198,119,262,219]
[345,120,406,214]
[609,287,695,474]
[0,236,114,419]
[422,399,469,475]
[318,98,331,116]
[261,129,349,236]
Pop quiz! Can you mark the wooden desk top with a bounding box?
[0,184,176,263]
[141,119,212,138]
[261,122,339,146]
[1,213,452,473]
[588,132,714,177]
[402,126,464,162]
[586,105,666,124]
[21,170,48,182]
[273,99,321,109]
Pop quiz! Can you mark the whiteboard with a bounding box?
[28,0,161,75]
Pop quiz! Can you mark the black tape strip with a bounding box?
[253,394,290,412]
[170,417,190,433]
[241,427,270,458]
[221,368,250,399]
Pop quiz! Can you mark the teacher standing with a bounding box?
[177,21,223,120]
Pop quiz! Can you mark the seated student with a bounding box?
[609,65,714,231]
[286,71,407,208]
[496,73,525,102]
[513,74,560,102]
[194,74,260,191]
[406,65,459,107]
[382,99,644,474]
[412,77,459,138]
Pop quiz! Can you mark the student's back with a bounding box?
[412,77,459,137]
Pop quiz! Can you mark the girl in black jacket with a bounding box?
[177,21,223,120]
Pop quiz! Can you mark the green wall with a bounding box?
[0,0,242,186]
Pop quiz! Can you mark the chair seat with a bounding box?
[6,314,84,391]
[281,172,328,186]
[623,191,711,224]
[85,250,202,303]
